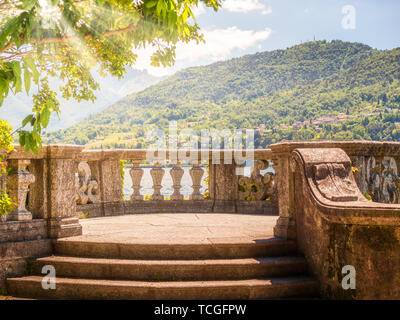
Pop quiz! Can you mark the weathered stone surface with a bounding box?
[0,220,47,243]
[100,160,123,202]
[28,159,48,219]
[0,239,52,289]
[47,158,82,238]
[291,147,400,299]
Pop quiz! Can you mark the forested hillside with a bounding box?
[45,40,400,148]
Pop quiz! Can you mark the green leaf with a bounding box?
[40,107,51,128]
[23,56,39,83]
[145,0,157,8]
[22,114,34,127]
[23,64,31,94]
[0,17,19,48]
[18,131,25,147]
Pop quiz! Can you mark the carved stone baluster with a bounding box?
[190,163,204,200]
[130,160,144,200]
[76,162,100,204]
[238,160,276,201]
[150,162,165,200]
[170,162,184,200]
[7,159,35,221]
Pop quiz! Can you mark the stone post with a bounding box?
[99,159,123,202]
[28,159,48,219]
[46,145,84,238]
[6,159,35,221]
[209,162,238,212]
[271,152,296,239]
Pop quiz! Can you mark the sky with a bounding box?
[135,0,400,76]
[2,0,400,130]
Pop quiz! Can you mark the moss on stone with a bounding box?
[354,225,399,252]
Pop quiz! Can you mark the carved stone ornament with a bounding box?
[291,148,364,203]
[76,162,100,204]
[313,163,358,202]
[365,156,400,203]
[7,159,35,221]
[238,160,276,201]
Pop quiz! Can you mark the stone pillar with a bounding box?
[46,145,84,238]
[130,160,144,200]
[170,162,184,200]
[7,159,35,221]
[189,163,204,200]
[99,159,123,202]
[28,159,48,219]
[210,163,238,212]
[272,153,296,239]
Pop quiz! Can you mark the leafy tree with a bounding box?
[0,0,221,152]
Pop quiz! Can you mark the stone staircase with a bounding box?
[7,238,319,299]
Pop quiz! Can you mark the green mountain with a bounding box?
[45,40,400,148]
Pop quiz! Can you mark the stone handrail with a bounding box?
[270,140,400,239]
[287,146,400,299]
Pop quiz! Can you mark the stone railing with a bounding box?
[74,149,278,217]
[288,146,400,299]
[1,141,400,298]
[270,140,400,239]
[0,145,84,239]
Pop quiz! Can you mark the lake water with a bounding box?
[122,164,273,199]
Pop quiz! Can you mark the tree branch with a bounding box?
[0,23,139,54]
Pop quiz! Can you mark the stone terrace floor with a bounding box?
[65,213,278,244]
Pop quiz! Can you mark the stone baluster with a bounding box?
[130,160,144,200]
[170,162,184,200]
[6,160,35,221]
[150,162,165,200]
[190,163,204,200]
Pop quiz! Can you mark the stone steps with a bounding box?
[7,238,320,299]
[32,255,308,281]
[52,238,298,259]
[7,276,319,300]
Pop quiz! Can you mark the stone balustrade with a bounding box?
[1,140,400,298]
[270,140,400,239]
[74,149,277,217]
[287,146,400,299]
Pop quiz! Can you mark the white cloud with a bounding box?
[223,0,271,15]
[133,27,272,76]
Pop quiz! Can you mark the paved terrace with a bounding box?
[63,213,278,244]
